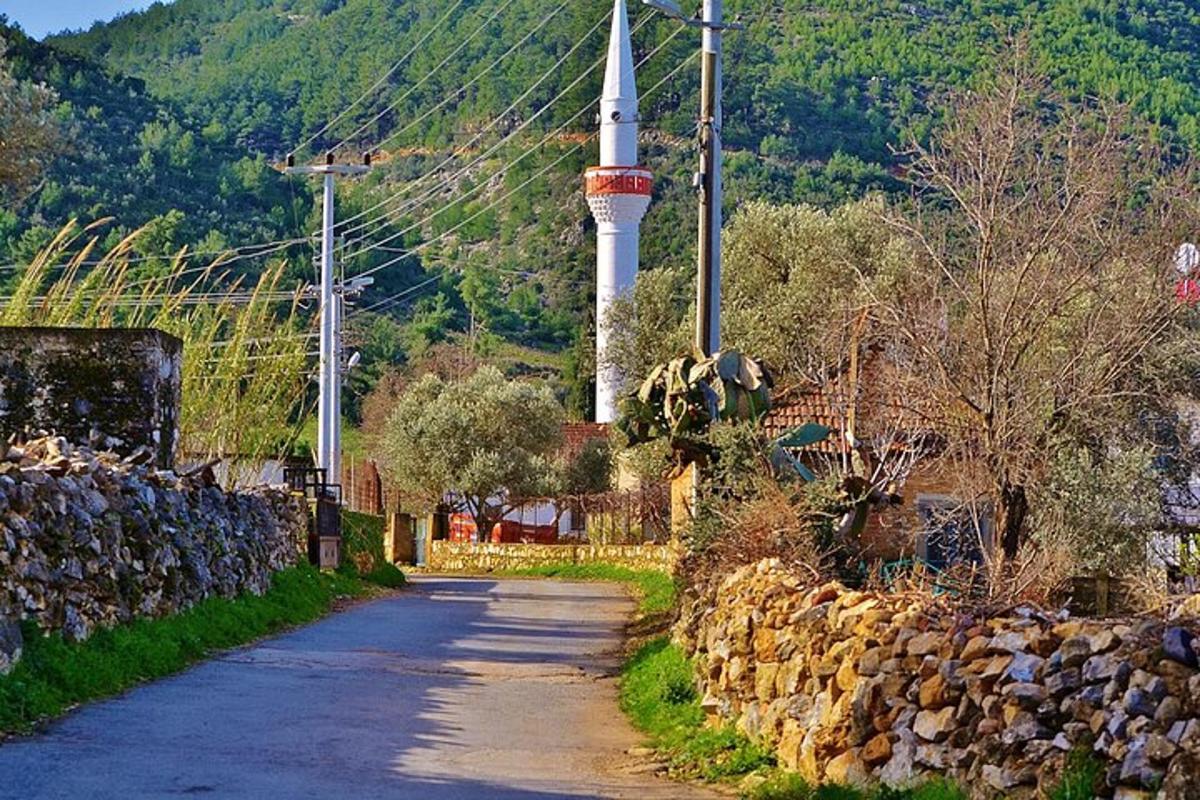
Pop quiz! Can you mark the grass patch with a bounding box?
[500,563,675,616]
[0,564,363,735]
[341,510,407,588]
[620,636,774,782]
[1047,750,1103,800]
[747,774,968,800]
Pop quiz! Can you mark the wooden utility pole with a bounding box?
[643,0,740,357]
[695,0,723,357]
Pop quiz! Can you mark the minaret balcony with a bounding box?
[584,166,653,198]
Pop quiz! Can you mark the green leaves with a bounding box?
[376,365,566,520]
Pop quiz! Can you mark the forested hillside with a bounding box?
[0,21,305,278]
[4,0,1200,417]
[54,0,1200,160]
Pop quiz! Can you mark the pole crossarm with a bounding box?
[283,165,371,177]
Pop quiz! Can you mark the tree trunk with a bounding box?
[997,482,1028,559]
[467,499,494,544]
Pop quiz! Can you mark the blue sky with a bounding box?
[2,1,157,39]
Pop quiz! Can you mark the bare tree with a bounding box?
[871,53,1200,560]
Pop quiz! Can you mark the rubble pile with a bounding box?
[676,559,1200,799]
[0,437,307,673]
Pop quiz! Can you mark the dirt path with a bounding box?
[0,576,721,799]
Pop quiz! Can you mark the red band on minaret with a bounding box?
[585,166,653,197]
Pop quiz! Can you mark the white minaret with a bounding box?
[586,0,653,424]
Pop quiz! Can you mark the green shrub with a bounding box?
[340,510,407,588]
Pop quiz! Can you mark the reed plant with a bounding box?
[1,220,313,482]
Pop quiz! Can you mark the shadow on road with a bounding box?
[0,576,654,800]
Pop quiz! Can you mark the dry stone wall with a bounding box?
[676,559,1200,799]
[0,437,308,674]
[428,540,678,573]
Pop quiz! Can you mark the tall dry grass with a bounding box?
[2,220,313,482]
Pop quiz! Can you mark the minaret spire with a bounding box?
[586,0,653,424]
[600,0,638,166]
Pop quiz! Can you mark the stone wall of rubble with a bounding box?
[675,559,1200,799]
[428,540,679,573]
[0,437,308,674]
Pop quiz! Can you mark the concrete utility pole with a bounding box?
[643,0,739,358]
[284,156,369,490]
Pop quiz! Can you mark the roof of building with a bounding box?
[561,422,609,462]
[761,347,940,455]
[761,384,847,454]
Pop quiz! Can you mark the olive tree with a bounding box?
[721,198,909,388]
[602,199,909,393]
[375,366,565,534]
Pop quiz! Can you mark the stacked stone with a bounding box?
[428,541,679,573]
[0,437,307,674]
[676,559,1200,799]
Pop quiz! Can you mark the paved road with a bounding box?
[0,576,720,799]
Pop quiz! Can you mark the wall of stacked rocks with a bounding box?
[675,559,1200,799]
[0,437,308,674]
[428,540,679,573]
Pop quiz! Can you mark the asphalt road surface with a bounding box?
[0,576,721,799]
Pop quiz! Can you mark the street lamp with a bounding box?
[643,0,741,357]
[643,0,695,24]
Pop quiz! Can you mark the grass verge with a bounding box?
[621,636,774,782]
[498,563,675,616]
[621,639,1104,800]
[747,773,967,800]
[341,510,407,588]
[0,564,364,735]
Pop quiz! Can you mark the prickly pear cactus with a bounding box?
[617,350,773,467]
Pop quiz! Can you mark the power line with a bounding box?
[328,0,524,154]
[345,47,698,285]
[350,0,572,163]
[353,137,592,282]
[339,15,668,259]
[0,237,308,274]
[0,289,304,309]
[342,7,641,241]
[198,351,320,365]
[340,20,684,263]
[348,273,444,318]
[203,331,321,349]
[344,104,594,264]
[334,6,623,238]
[291,0,469,156]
